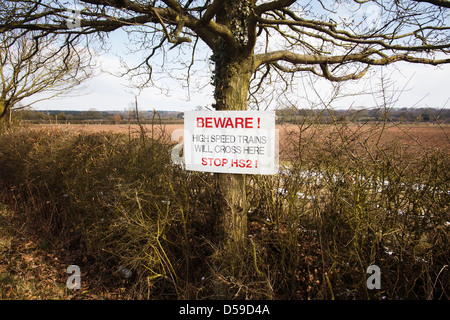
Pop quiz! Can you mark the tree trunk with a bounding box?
[208,1,256,298]
[0,99,7,120]
[214,172,247,248]
[9,105,12,126]
[209,55,253,299]
[211,54,253,250]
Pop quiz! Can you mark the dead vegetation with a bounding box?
[0,121,448,300]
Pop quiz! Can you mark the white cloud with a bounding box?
[27,25,449,112]
[29,59,448,112]
[29,50,214,111]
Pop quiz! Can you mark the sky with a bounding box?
[25,2,450,113]
[27,29,216,113]
[28,48,449,113]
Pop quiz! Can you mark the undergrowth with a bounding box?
[0,122,448,299]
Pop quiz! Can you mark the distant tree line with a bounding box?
[12,108,184,124]
[275,107,450,124]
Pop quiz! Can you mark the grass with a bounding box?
[0,192,132,299]
[0,202,76,299]
[0,120,448,300]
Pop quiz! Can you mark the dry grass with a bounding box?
[0,202,130,299]
[0,121,448,300]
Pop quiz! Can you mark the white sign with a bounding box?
[183,111,278,175]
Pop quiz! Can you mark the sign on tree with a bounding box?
[184,111,278,175]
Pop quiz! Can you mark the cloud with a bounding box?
[29,51,214,111]
[27,32,450,112]
[375,62,450,109]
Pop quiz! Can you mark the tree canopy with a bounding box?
[1,0,449,111]
[0,29,93,120]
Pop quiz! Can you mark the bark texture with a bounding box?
[210,0,255,250]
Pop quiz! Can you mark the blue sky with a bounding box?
[29,48,449,112]
[28,28,215,112]
[27,2,450,112]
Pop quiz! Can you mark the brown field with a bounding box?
[277,123,450,156]
[30,122,450,154]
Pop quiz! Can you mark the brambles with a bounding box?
[0,121,448,299]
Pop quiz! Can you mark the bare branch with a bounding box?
[1,0,448,107]
[412,0,450,8]
[0,31,94,119]
[255,0,296,14]
[198,0,226,24]
[254,50,376,70]
[319,63,370,82]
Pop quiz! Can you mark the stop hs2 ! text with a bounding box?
[201,157,258,168]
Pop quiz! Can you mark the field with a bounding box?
[0,121,448,300]
[30,122,450,153]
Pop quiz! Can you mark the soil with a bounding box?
[30,122,450,153]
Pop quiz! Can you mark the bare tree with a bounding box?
[0,29,94,123]
[1,0,449,248]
